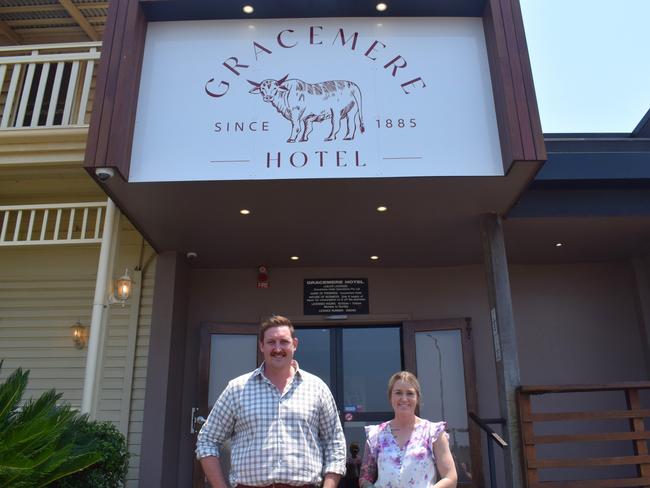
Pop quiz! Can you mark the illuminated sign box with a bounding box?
[130,18,503,182]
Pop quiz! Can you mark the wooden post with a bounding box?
[139,252,190,487]
[480,212,524,488]
[517,390,538,487]
[632,258,650,378]
[625,387,650,481]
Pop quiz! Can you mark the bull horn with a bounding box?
[277,74,289,85]
[246,79,261,87]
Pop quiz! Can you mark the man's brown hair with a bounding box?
[259,315,295,342]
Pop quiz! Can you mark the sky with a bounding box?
[519,0,650,133]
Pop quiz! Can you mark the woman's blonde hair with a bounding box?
[387,371,421,403]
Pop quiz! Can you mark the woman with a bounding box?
[359,371,457,488]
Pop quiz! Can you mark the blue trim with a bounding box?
[509,188,650,218]
[537,152,650,181]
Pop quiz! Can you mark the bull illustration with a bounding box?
[247,75,365,143]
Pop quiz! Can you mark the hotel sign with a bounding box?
[130,18,503,182]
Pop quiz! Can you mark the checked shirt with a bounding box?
[196,363,346,487]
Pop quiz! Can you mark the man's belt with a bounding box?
[237,484,314,488]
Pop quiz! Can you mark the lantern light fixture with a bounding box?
[71,321,88,349]
[108,268,133,307]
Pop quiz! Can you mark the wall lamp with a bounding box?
[71,321,88,349]
[108,268,133,307]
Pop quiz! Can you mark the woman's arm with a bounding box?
[359,439,378,488]
[432,433,458,488]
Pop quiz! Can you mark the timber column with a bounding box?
[139,252,190,487]
[480,212,523,488]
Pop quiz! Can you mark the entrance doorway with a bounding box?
[294,326,401,488]
[194,319,480,487]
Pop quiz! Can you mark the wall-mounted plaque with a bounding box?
[304,278,369,315]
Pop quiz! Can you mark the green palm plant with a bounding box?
[0,361,102,488]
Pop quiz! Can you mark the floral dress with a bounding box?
[360,420,447,488]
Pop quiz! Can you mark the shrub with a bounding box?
[53,419,129,487]
[0,362,102,488]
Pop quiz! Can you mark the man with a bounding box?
[196,315,346,488]
[344,442,361,488]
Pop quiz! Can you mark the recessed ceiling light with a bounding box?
[370,255,379,260]
[290,256,300,261]
[376,3,388,12]
[377,205,388,212]
[555,242,563,247]
[242,5,254,14]
[240,209,251,215]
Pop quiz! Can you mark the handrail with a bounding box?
[0,42,102,54]
[469,412,508,448]
[0,201,107,246]
[469,412,507,488]
[0,43,101,129]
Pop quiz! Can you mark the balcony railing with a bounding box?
[0,42,101,130]
[0,202,107,246]
[518,382,650,488]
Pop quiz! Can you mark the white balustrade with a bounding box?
[0,42,101,129]
[0,202,106,246]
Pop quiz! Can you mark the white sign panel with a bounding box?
[130,18,503,182]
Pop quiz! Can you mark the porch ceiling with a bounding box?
[0,1,107,46]
[0,0,486,47]
[504,216,650,265]
[90,159,650,268]
[95,162,538,268]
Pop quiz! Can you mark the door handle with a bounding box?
[191,407,207,434]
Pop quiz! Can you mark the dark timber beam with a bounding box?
[85,0,146,180]
[59,0,101,41]
[480,212,523,488]
[0,19,21,44]
[483,0,546,174]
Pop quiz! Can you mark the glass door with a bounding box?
[403,319,482,487]
[194,323,259,488]
[295,325,402,488]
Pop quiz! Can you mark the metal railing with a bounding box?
[0,42,101,129]
[469,412,508,488]
[0,202,107,246]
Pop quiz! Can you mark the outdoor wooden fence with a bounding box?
[518,382,650,488]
